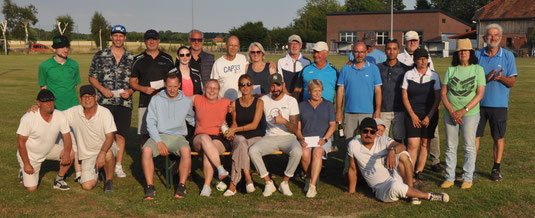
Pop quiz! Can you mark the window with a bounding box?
[376,32,389,46]
[402,31,424,45]
[339,31,358,43]
[442,19,446,23]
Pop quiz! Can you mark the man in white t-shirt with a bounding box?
[249,73,303,197]
[63,85,118,193]
[210,35,247,100]
[17,89,74,191]
[347,117,449,205]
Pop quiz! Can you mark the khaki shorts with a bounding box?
[143,134,190,157]
[137,107,149,135]
[79,143,118,184]
[17,144,63,188]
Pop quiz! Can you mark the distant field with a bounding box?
[0,53,534,217]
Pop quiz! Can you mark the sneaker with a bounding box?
[215,180,227,192]
[74,175,81,184]
[431,163,445,173]
[144,185,156,200]
[414,172,425,181]
[19,170,23,183]
[461,181,472,189]
[413,180,432,191]
[411,197,422,205]
[218,169,229,181]
[278,181,293,196]
[306,185,317,198]
[114,165,127,178]
[440,180,454,188]
[223,189,236,197]
[174,183,186,198]
[263,181,276,197]
[200,185,212,197]
[491,169,503,182]
[429,192,450,202]
[303,178,310,192]
[104,180,114,193]
[246,183,255,193]
[53,179,70,191]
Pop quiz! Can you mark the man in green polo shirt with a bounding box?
[38,35,81,111]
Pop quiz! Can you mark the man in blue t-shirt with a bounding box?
[294,41,338,103]
[475,24,518,182]
[348,31,386,65]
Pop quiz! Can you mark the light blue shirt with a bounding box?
[146,90,195,143]
[338,61,382,114]
[348,48,387,64]
[298,61,338,103]
[475,47,517,108]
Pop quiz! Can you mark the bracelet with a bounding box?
[389,146,396,151]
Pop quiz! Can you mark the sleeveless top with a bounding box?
[235,97,265,139]
[246,63,271,94]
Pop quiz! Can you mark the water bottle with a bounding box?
[216,180,227,192]
[221,122,229,135]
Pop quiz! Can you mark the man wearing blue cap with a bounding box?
[88,25,134,178]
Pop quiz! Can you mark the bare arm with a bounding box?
[88,77,113,98]
[60,132,72,165]
[347,156,358,193]
[336,86,345,122]
[95,132,114,169]
[287,115,299,134]
[129,77,154,95]
[373,85,382,118]
[402,88,421,128]
[17,135,34,174]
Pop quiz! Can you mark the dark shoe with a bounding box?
[174,183,187,198]
[414,172,425,181]
[104,180,114,193]
[491,169,503,182]
[413,180,432,191]
[74,176,81,183]
[144,185,156,200]
[53,179,71,191]
[431,163,445,173]
[19,170,23,183]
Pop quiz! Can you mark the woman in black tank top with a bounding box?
[222,74,265,196]
[245,42,276,95]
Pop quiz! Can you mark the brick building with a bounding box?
[326,10,471,57]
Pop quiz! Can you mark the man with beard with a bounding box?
[249,73,302,197]
[177,29,214,86]
[210,35,247,100]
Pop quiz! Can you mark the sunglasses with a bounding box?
[362,129,377,135]
[179,53,191,57]
[189,38,202,42]
[239,82,253,87]
[250,51,262,55]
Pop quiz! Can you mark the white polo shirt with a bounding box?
[63,105,117,160]
[16,110,70,163]
[397,49,435,71]
[210,53,247,100]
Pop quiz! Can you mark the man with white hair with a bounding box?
[475,23,518,182]
[277,34,311,98]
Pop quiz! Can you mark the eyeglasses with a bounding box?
[179,53,191,57]
[250,51,262,55]
[189,38,202,42]
[239,82,253,87]
[353,51,367,54]
[362,129,377,135]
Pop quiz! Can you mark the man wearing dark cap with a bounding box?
[62,85,118,193]
[38,35,81,111]
[17,89,73,191]
[88,25,134,178]
[347,117,450,205]
[349,31,386,64]
[249,73,302,197]
[130,29,175,146]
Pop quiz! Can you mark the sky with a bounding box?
[3,0,416,34]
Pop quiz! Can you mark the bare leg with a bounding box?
[74,152,81,174]
[141,147,154,185]
[310,148,325,185]
[115,134,126,164]
[199,135,223,168]
[202,153,214,186]
[405,187,430,199]
[104,150,115,181]
[301,147,311,179]
[494,138,505,164]
[178,146,191,185]
[416,138,429,172]
[81,180,97,190]
[397,153,414,188]
[58,149,75,177]
[407,137,420,168]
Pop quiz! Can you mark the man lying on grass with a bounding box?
[347,117,449,205]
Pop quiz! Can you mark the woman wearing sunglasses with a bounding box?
[170,46,202,96]
[245,42,276,95]
[222,74,265,196]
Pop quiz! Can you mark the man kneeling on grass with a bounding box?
[142,73,195,200]
[347,117,449,205]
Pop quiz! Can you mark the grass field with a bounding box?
[0,53,534,217]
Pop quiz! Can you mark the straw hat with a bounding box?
[456,38,473,51]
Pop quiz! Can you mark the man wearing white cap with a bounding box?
[294,41,338,103]
[277,34,311,98]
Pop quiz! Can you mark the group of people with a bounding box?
[17,23,516,205]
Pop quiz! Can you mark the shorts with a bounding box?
[17,144,63,188]
[55,131,77,152]
[405,112,438,139]
[380,112,406,141]
[476,107,507,140]
[304,136,333,160]
[374,151,411,202]
[103,105,132,137]
[79,143,118,184]
[137,107,149,135]
[143,134,190,157]
[192,134,231,153]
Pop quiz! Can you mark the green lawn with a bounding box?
[0,53,534,217]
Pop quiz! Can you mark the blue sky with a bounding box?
[4,0,416,34]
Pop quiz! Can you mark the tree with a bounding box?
[1,0,38,44]
[415,0,432,9]
[52,15,74,39]
[293,0,343,43]
[18,4,37,44]
[90,11,110,50]
[345,0,386,12]
[268,26,298,48]
[430,0,491,24]
[228,21,269,50]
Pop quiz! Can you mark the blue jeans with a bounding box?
[444,113,480,182]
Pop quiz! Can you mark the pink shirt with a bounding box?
[194,95,231,136]
[181,78,194,96]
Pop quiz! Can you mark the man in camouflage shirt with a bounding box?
[88,25,134,178]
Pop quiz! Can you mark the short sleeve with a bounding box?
[38,63,47,87]
[73,61,81,85]
[289,97,299,116]
[401,72,409,89]
[442,67,452,85]
[372,67,382,86]
[16,113,31,136]
[88,53,99,79]
[347,140,355,158]
[476,65,486,86]
[210,60,219,80]
[131,57,141,78]
[102,108,117,134]
[327,102,335,122]
[432,72,441,90]
[56,112,71,134]
[506,53,518,77]
[337,66,347,86]
[377,136,394,150]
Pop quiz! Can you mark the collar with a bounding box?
[285,53,304,62]
[312,60,331,70]
[483,47,503,57]
[351,61,371,71]
[410,67,433,77]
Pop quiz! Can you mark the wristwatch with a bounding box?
[322,137,328,142]
[389,146,396,152]
[464,106,469,112]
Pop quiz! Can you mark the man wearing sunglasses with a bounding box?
[177,29,214,86]
[347,117,449,205]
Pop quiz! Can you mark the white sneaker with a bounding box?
[278,181,293,196]
[223,189,236,197]
[303,178,310,192]
[246,183,256,193]
[263,181,276,197]
[114,165,126,178]
[411,197,422,205]
[306,185,317,198]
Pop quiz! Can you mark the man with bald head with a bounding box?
[210,35,248,101]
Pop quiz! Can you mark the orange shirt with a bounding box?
[194,95,231,136]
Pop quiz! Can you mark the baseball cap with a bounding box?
[312,41,328,52]
[405,31,419,41]
[52,35,70,49]
[413,48,429,59]
[111,25,127,35]
[268,73,283,85]
[36,89,55,102]
[374,118,386,127]
[144,29,159,40]
[288,34,302,44]
[79,85,96,97]
[359,117,377,130]
[363,31,376,46]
